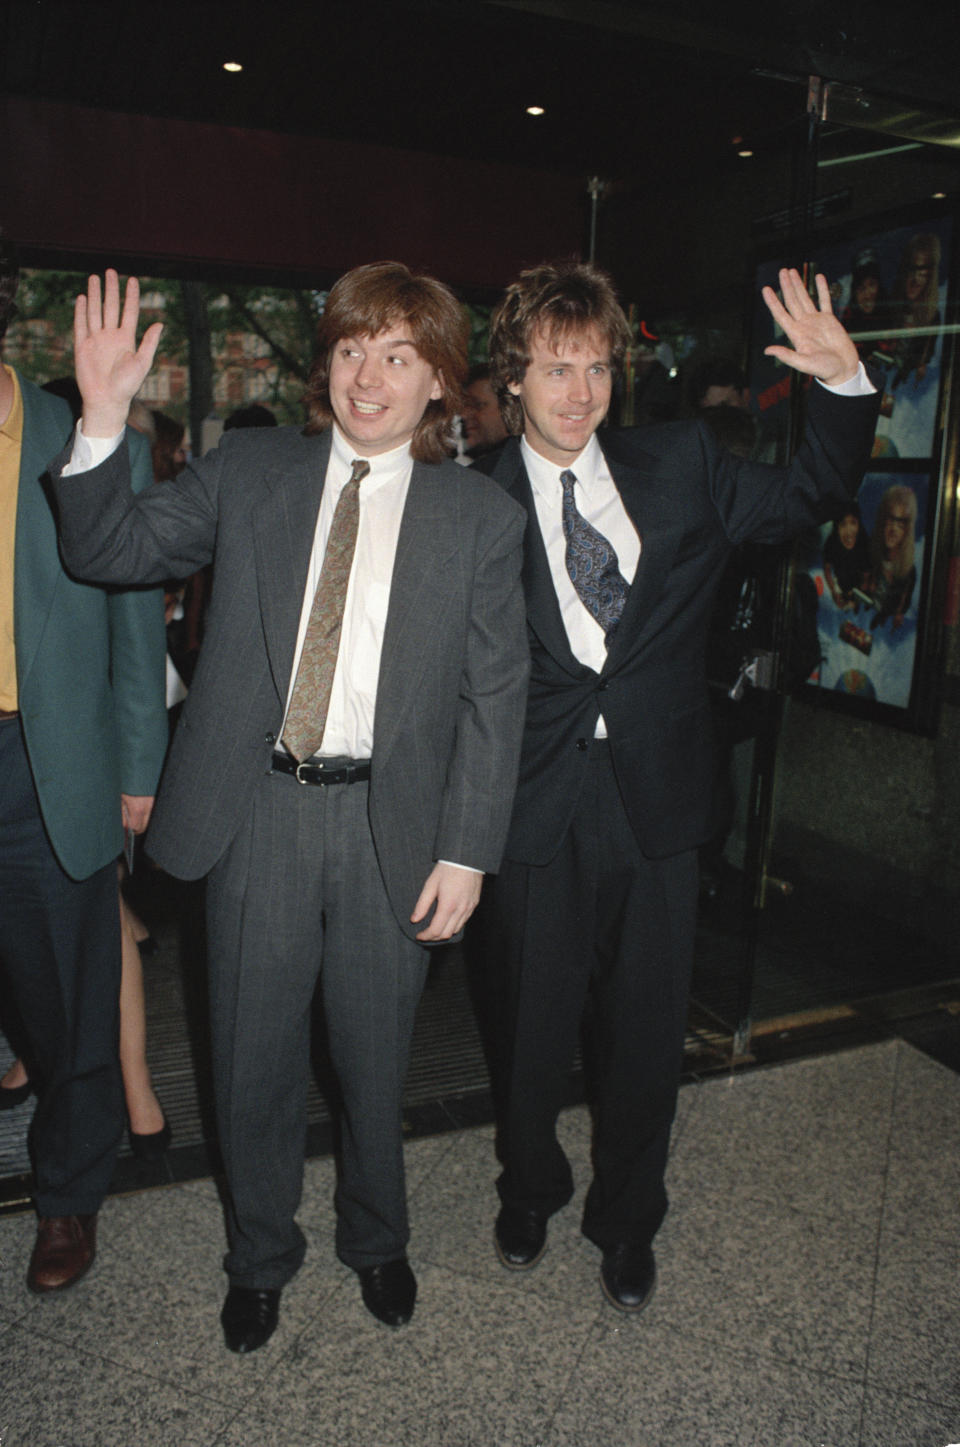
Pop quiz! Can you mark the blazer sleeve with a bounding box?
[432,491,529,873]
[707,381,881,545]
[51,429,221,586]
[105,427,169,796]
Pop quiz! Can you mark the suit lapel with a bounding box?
[14,378,72,694]
[374,462,463,765]
[493,440,588,678]
[252,429,330,701]
[601,440,683,670]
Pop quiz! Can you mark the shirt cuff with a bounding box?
[62,421,126,476]
[817,362,875,397]
[438,859,484,876]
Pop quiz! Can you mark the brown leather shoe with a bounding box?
[27,1214,97,1293]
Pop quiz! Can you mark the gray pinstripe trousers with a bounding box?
[206,766,428,1288]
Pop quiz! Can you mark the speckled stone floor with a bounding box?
[1,1037,958,1447]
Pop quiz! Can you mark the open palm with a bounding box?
[762,269,859,386]
[74,270,163,435]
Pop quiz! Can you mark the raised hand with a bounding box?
[74,270,164,437]
[762,269,859,387]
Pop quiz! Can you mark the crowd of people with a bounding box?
[0,228,879,1355]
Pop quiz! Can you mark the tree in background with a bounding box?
[8,268,495,449]
[6,269,327,447]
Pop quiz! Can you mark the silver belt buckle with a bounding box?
[295,760,321,785]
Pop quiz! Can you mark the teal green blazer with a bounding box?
[14,372,168,880]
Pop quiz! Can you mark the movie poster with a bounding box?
[798,471,930,710]
[749,212,952,465]
[750,206,952,726]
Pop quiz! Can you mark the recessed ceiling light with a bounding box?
[738,149,754,158]
[223,60,243,73]
[932,191,947,199]
[526,105,545,117]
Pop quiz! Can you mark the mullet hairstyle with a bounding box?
[489,259,633,435]
[303,261,468,463]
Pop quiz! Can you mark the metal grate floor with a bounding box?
[2,867,955,1207]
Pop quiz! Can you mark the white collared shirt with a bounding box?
[280,424,411,759]
[522,432,641,737]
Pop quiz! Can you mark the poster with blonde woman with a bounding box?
[751,213,950,461]
[800,473,928,711]
[825,217,951,460]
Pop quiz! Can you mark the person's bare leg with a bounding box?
[119,894,165,1135]
[1,1058,28,1091]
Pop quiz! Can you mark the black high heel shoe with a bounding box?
[0,1077,34,1110]
[128,1113,172,1161]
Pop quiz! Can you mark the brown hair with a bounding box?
[489,259,632,435]
[303,261,468,463]
[151,409,186,481]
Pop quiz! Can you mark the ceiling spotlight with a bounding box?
[223,60,243,73]
[932,191,947,199]
[738,148,754,158]
[526,105,545,116]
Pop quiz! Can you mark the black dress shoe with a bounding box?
[128,1114,172,1161]
[220,1285,281,1353]
[494,1204,547,1270]
[358,1258,417,1327]
[600,1243,656,1313]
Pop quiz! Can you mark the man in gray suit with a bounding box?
[53,263,529,1352]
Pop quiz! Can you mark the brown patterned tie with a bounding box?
[282,458,370,762]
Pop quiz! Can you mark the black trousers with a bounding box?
[487,742,697,1251]
[0,717,123,1215]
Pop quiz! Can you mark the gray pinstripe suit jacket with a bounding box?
[52,424,529,938]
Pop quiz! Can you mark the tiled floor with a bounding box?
[2,1037,958,1447]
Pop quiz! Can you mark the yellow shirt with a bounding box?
[0,365,23,710]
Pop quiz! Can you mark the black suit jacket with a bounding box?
[474,382,880,864]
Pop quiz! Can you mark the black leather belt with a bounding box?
[270,752,371,786]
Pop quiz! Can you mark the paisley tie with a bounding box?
[560,468,628,644]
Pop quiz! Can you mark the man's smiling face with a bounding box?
[328,325,443,456]
[508,325,613,466]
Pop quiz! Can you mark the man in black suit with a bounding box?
[53,263,528,1351]
[474,262,878,1310]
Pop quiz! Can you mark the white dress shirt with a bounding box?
[523,431,641,737]
[280,423,411,759]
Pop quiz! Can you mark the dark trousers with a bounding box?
[206,767,429,1289]
[0,717,123,1216]
[488,743,697,1251]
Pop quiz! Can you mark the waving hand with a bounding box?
[74,270,164,437]
[762,269,859,387]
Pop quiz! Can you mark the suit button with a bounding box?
[264,732,276,745]
[576,738,588,751]
[598,680,610,692]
